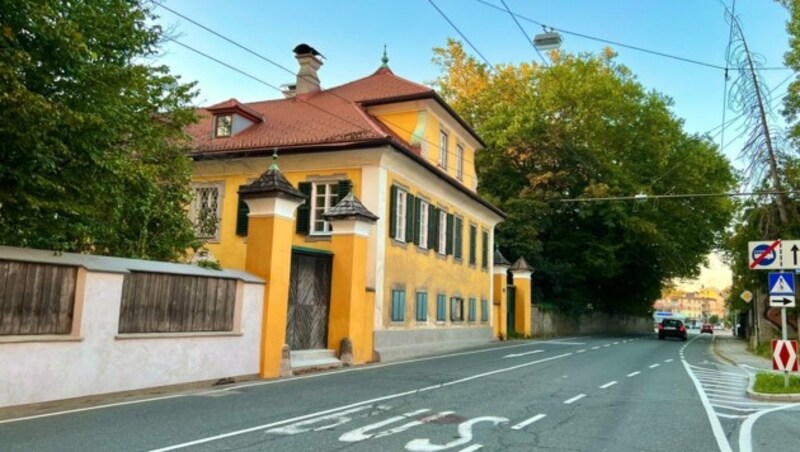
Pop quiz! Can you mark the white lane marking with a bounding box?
[576,349,586,353]
[681,360,732,452]
[613,342,619,345]
[649,364,660,369]
[339,409,431,442]
[0,394,186,425]
[538,341,586,345]
[149,353,573,451]
[602,344,611,348]
[405,416,508,451]
[664,359,674,363]
[563,394,586,404]
[626,371,641,377]
[711,405,765,412]
[504,350,544,358]
[267,405,389,434]
[458,445,483,452]
[688,366,749,378]
[591,346,600,350]
[717,413,748,419]
[510,413,546,430]
[739,404,798,452]
[599,381,617,389]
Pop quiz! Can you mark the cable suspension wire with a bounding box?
[427,0,496,73]
[559,190,800,203]
[720,0,736,152]
[474,0,790,71]
[499,0,547,65]
[154,1,482,182]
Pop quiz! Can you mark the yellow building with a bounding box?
[185,45,507,376]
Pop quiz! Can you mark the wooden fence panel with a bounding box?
[119,272,236,333]
[0,260,77,335]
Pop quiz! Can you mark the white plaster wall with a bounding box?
[0,272,264,408]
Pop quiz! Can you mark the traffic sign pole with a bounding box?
[782,307,789,388]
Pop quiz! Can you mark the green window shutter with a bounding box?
[296,182,313,234]
[481,230,489,268]
[445,214,454,255]
[337,179,353,202]
[235,193,249,236]
[405,193,416,243]
[413,197,422,245]
[427,204,437,249]
[389,186,398,239]
[454,217,463,260]
[469,224,477,265]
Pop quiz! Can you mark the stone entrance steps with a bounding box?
[290,349,343,372]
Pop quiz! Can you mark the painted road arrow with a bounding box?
[503,350,544,358]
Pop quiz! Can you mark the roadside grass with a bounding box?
[754,372,800,394]
[748,342,773,359]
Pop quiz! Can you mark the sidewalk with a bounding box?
[712,334,772,371]
[712,333,800,402]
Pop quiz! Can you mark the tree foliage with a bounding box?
[0,0,199,260]
[433,40,736,315]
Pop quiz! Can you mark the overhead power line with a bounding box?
[427,0,496,72]
[499,0,547,65]
[155,3,482,184]
[474,0,790,72]
[560,190,800,203]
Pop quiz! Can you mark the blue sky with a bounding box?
[153,0,793,168]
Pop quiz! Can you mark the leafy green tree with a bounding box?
[433,40,737,315]
[709,314,720,325]
[0,0,199,260]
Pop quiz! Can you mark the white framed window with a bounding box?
[419,200,429,249]
[394,189,407,241]
[456,144,464,180]
[215,115,232,138]
[438,210,447,255]
[439,130,449,169]
[190,183,224,241]
[310,182,340,235]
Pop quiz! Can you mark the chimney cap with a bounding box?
[293,43,324,58]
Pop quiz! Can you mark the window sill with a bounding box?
[389,321,406,327]
[391,239,408,249]
[115,332,242,340]
[415,246,430,255]
[304,235,331,243]
[435,252,447,260]
[0,335,83,344]
[435,321,447,325]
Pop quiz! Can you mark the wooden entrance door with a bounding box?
[286,250,332,350]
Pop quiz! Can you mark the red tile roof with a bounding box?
[188,67,503,218]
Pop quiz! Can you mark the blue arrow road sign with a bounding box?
[768,272,796,296]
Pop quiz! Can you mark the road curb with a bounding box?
[746,377,800,402]
[711,336,738,367]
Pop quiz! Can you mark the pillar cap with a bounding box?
[322,192,378,223]
[510,256,534,273]
[239,158,306,202]
[494,249,510,266]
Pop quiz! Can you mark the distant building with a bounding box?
[653,288,727,323]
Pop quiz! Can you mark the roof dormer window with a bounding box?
[215,115,232,138]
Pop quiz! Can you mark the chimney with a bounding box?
[293,43,324,95]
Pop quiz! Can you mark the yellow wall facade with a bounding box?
[373,104,478,192]
[382,171,491,329]
[192,158,362,270]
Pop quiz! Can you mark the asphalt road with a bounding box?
[1,333,797,451]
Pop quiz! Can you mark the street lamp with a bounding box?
[533,30,563,51]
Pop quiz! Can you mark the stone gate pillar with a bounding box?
[493,249,510,339]
[510,257,534,337]
[323,192,378,364]
[239,155,306,378]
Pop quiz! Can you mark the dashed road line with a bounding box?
[599,381,617,389]
[626,371,641,377]
[649,364,660,369]
[510,414,546,430]
[591,346,600,350]
[563,394,586,405]
[664,359,674,363]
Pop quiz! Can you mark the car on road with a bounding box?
[658,319,687,341]
[700,324,714,334]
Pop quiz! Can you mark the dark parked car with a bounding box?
[658,319,687,341]
[700,324,714,334]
